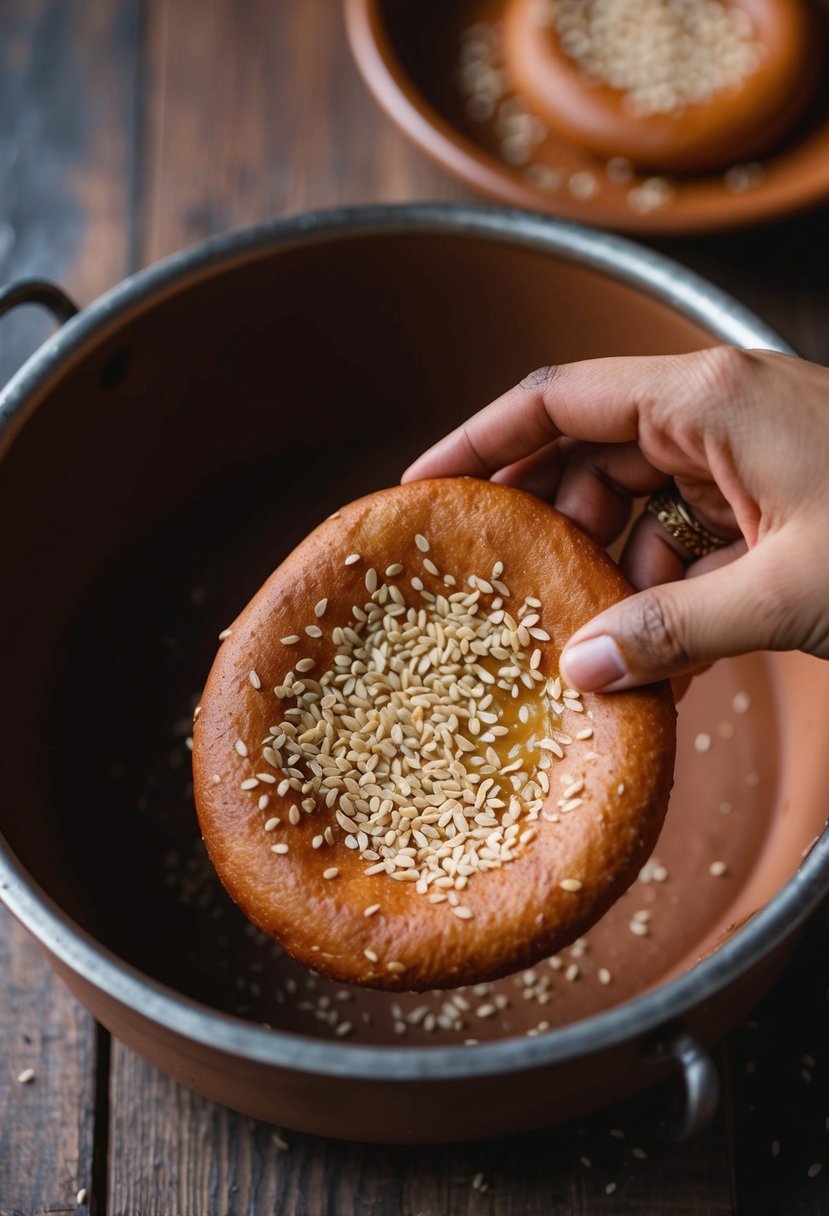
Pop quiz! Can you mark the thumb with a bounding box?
[560,547,787,692]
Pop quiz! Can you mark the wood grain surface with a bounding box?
[1,2,828,1214]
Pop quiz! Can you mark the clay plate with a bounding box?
[345,0,829,235]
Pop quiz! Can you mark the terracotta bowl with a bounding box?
[1,205,827,1143]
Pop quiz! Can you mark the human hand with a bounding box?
[402,348,829,692]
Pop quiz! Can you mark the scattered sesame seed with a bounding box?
[249,670,261,690]
[605,1182,617,1194]
[280,635,300,645]
[709,860,728,877]
[315,598,328,618]
[386,961,406,974]
[631,1147,648,1161]
[452,906,474,920]
[323,867,339,880]
[598,968,612,985]
[271,843,289,855]
[17,1067,35,1084]
[264,817,280,831]
[258,794,270,811]
[344,553,361,566]
[240,778,259,790]
[385,563,403,577]
[272,1130,290,1150]
[364,949,379,963]
[76,1188,88,1206]
[472,1171,485,1190]
[415,534,430,552]
[235,739,248,757]
[808,1163,822,1179]
[218,627,233,639]
[364,904,381,917]
[732,691,751,714]
[694,732,712,753]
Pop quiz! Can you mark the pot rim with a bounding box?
[1,201,823,1082]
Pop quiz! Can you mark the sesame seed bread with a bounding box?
[193,478,676,991]
[503,0,821,173]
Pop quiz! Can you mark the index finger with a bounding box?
[401,352,703,483]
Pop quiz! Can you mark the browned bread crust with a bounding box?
[193,478,676,991]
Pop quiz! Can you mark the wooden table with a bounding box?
[1,3,828,1213]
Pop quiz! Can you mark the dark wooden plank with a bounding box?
[108,1036,733,1216]
[0,908,97,1214]
[137,0,468,268]
[0,1,140,1213]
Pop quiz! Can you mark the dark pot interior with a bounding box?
[1,220,826,1100]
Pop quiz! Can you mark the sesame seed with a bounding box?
[258,795,270,811]
[315,598,328,617]
[235,739,248,757]
[385,564,403,577]
[560,879,582,892]
[364,904,381,917]
[452,906,474,920]
[386,961,406,974]
[77,1189,88,1206]
[280,635,300,645]
[345,553,360,566]
[218,627,233,640]
[271,843,289,854]
[733,691,752,714]
[240,778,259,790]
[305,625,322,638]
[808,1163,822,1178]
[709,860,728,877]
[249,670,261,689]
[415,534,430,552]
[323,867,339,880]
[694,732,712,753]
[17,1067,35,1084]
[365,568,377,593]
[295,658,315,673]
[631,1147,648,1161]
[264,817,280,831]
[598,968,612,985]
[364,949,379,963]
[272,1130,290,1150]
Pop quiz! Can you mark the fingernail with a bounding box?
[560,635,627,691]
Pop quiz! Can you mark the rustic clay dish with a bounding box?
[345,0,829,235]
[0,205,827,1143]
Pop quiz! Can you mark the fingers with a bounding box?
[402,351,718,483]
[559,539,793,692]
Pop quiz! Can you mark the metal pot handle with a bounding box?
[0,279,79,326]
[641,1023,720,1140]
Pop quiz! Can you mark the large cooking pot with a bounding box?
[1,204,827,1144]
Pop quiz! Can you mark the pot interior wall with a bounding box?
[1,230,825,1047]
